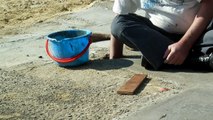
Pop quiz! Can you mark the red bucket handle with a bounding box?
[45,37,92,63]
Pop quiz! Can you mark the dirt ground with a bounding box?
[0,0,97,36]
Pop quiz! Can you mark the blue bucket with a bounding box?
[46,29,92,67]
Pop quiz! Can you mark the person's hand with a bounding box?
[163,42,190,65]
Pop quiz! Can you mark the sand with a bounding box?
[0,0,96,36]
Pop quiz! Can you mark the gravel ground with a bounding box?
[0,59,184,120]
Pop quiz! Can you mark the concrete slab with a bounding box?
[124,87,213,120]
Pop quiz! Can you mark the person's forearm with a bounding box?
[178,0,213,50]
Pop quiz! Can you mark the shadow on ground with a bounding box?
[64,58,134,71]
[135,77,152,95]
[159,66,212,73]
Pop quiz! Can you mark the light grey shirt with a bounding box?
[113,0,201,33]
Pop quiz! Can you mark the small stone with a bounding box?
[38,20,43,23]
[160,114,167,119]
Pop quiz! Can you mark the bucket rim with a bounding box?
[47,29,92,42]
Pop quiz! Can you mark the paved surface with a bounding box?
[124,86,213,120]
[0,1,213,120]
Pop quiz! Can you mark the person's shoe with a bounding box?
[210,53,213,69]
[187,53,213,70]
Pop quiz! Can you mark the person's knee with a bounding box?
[111,16,122,38]
[202,30,213,54]
[203,30,213,44]
[111,15,131,39]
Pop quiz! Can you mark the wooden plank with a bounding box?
[117,74,147,95]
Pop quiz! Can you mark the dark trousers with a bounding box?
[111,14,213,70]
